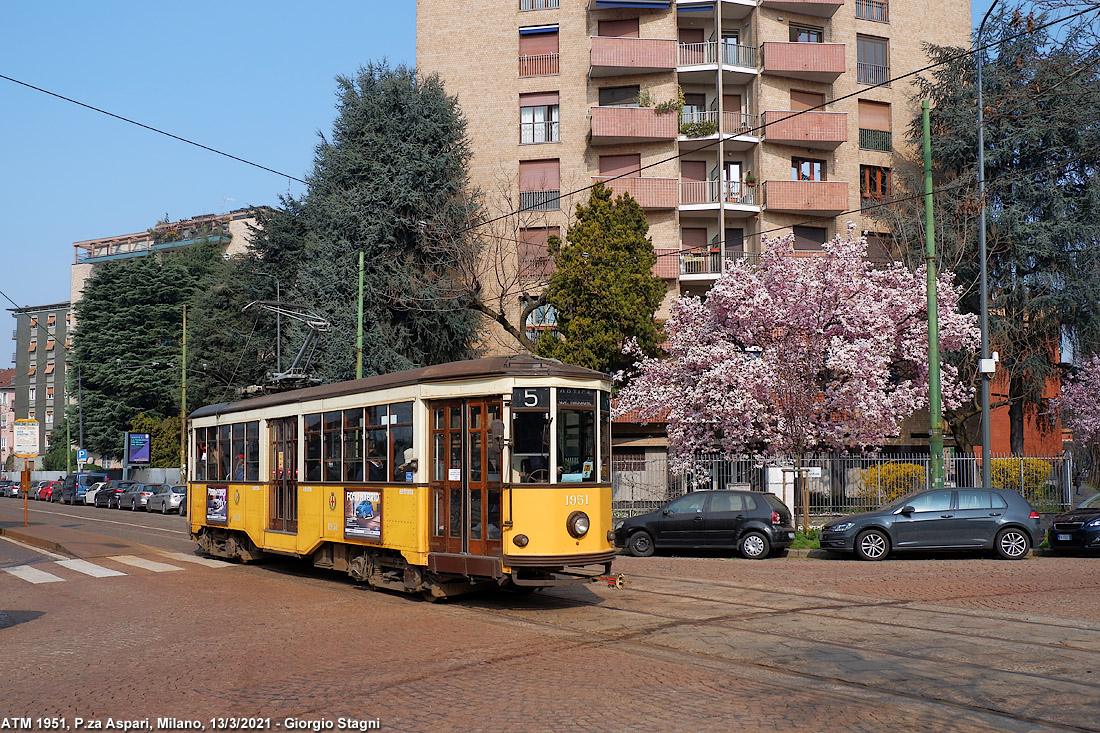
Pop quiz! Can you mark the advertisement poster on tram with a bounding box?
[345,490,382,541]
[206,486,228,523]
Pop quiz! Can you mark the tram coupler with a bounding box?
[593,573,625,589]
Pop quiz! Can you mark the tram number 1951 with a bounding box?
[565,495,589,506]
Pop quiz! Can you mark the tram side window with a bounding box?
[343,408,364,482]
[193,422,259,481]
[513,386,550,484]
[305,413,322,482]
[219,425,232,480]
[600,391,611,482]
[557,388,596,483]
[390,401,414,482]
[366,405,388,482]
[323,411,343,482]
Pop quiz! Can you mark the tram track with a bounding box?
[447,576,1100,732]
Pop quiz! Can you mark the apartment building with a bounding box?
[416,0,971,346]
[0,368,14,469]
[8,302,71,463]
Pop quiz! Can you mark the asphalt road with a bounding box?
[2,498,1098,732]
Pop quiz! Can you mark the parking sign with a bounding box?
[77,449,88,462]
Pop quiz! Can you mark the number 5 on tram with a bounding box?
[186,356,617,599]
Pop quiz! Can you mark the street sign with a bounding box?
[77,448,88,462]
[14,418,39,458]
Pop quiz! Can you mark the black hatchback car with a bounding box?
[1047,492,1100,553]
[820,487,1041,561]
[614,489,796,559]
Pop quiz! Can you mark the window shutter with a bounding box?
[598,18,640,37]
[858,100,891,131]
[519,29,559,55]
[520,91,559,108]
[599,154,642,177]
[519,159,560,190]
[791,90,825,111]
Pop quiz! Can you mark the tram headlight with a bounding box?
[513,534,530,548]
[567,511,590,539]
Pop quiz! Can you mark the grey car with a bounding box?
[820,487,1041,561]
[119,483,157,511]
[147,484,186,514]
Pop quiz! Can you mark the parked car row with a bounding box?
[0,474,187,516]
[615,487,1100,561]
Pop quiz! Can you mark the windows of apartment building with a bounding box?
[519,227,559,278]
[681,227,713,274]
[860,165,892,209]
[47,314,56,327]
[597,18,639,37]
[856,0,889,23]
[792,157,827,181]
[599,154,641,179]
[725,227,746,254]
[520,0,559,10]
[681,93,708,124]
[520,92,560,144]
[45,409,53,424]
[45,362,55,375]
[519,25,559,77]
[793,225,827,251]
[46,338,55,351]
[681,160,709,204]
[865,232,894,263]
[29,388,36,402]
[678,27,708,65]
[790,24,824,43]
[858,100,892,151]
[46,386,54,399]
[791,90,825,112]
[66,312,71,325]
[28,340,37,352]
[857,36,890,85]
[27,365,36,377]
[519,159,560,211]
[599,85,641,107]
[28,410,35,420]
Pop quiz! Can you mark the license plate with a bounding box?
[1057,534,1072,541]
[787,532,795,539]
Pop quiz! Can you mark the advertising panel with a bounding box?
[206,486,228,523]
[127,432,152,465]
[344,489,382,541]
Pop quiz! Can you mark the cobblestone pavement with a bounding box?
[2,517,1098,732]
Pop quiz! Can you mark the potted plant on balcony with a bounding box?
[744,173,757,187]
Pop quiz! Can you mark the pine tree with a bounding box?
[535,183,666,374]
[247,62,483,381]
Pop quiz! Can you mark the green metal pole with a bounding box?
[923,100,944,490]
[356,251,364,380]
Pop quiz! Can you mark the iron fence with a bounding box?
[612,453,1072,519]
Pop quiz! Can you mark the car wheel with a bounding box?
[131,500,138,511]
[855,529,890,561]
[738,531,770,559]
[162,503,169,515]
[626,531,655,557]
[996,527,1030,560]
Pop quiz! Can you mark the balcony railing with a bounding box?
[857,62,891,86]
[520,0,558,9]
[520,120,560,144]
[760,42,846,82]
[680,250,752,276]
[859,128,892,151]
[591,37,677,75]
[855,0,889,21]
[722,42,757,68]
[520,190,560,211]
[723,111,760,136]
[590,106,679,144]
[724,182,757,206]
[678,41,716,66]
[519,53,560,77]
[594,177,678,209]
[680,180,720,204]
[762,110,847,148]
[763,180,848,213]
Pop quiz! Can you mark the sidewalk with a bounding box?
[0,514,149,559]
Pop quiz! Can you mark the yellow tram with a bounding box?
[187,355,617,598]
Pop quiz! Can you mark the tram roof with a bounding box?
[189,355,609,420]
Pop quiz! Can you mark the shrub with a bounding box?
[990,457,1054,506]
[857,461,926,504]
[679,119,719,138]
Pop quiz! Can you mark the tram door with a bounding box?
[429,399,503,557]
[269,417,298,532]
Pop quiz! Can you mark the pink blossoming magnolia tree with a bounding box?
[615,225,980,475]
[1055,355,1100,445]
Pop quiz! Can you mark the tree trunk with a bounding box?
[1009,375,1026,455]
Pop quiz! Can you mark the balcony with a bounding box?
[591,37,677,77]
[594,176,678,209]
[760,42,845,82]
[760,0,843,17]
[679,250,754,277]
[857,63,891,86]
[859,128,892,151]
[520,190,560,211]
[519,53,559,78]
[678,41,716,67]
[763,180,848,214]
[678,181,758,207]
[590,106,679,145]
[762,110,847,149]
[855,0,889,22]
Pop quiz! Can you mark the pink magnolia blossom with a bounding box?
[1055,355,1100,445]
[615,224,980,472]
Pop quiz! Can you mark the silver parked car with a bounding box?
[119,483,157,511]
[147,484,186,514]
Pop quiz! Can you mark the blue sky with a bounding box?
[0,1,415,347]
[1,1,994,354]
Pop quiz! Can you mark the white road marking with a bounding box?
[0,535,68,559]
[156,551,233,568]
[56,559,127,578]
[109,555,183,572]
[4,565,65,583]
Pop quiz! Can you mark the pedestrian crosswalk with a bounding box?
[2,553,233,585]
